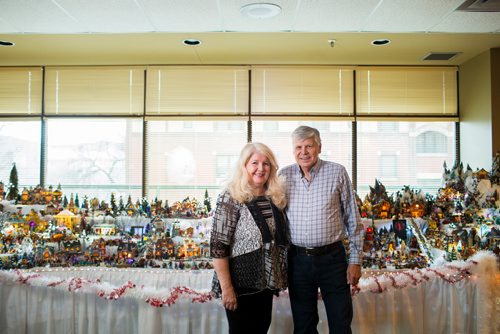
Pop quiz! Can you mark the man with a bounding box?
[279,125,364,334]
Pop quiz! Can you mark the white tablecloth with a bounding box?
[0,259,497,334]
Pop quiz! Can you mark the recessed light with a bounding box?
[240,3,282,19]
[183,39,201,46]
[0,40,15,47]
[371,39,391,46]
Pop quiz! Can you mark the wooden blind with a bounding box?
[146,66,249,116]
[251,66,354,117]
[0,67,43,115]
[44,66,145,115]
[356,66,458,116]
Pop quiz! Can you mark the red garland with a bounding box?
[47,280,65,287]
[14,269,40,284]
[371,275,385,293]
[8,259,480,307]
[106,281,136,300]
[145,286,213,307]
[350,262,475,296]
[401,271,419,286]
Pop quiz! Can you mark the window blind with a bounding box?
[44,67,145,116]
[356,66,458,117]
[146,66,249,116]
[0,67,43,115]
[251,66,354,117]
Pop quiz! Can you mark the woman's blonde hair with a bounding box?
[226,142,287,209]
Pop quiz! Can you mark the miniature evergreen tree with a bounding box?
[6,163,19,201]
[118,196,125,212]
[491,151,500,184]
[110,193,117,216]
[75,194,80,208]
[204,189,212,213]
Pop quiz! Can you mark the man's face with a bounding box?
[293,137,321,172]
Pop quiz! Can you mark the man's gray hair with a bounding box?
[292,125,321,146]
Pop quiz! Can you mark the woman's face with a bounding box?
[245,152,272,191]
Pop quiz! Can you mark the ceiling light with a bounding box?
[183,39,201,46]
[240,3,282,19]
[0,40,15,47]
[371,39,391,46]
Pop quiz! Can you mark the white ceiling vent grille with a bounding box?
[423,52,460,61]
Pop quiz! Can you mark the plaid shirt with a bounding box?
[279,159,364,264]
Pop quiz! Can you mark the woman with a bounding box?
[210,142,289,334]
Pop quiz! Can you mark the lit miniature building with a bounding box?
[410,202,425,218]
[62,239,81,254]
[54,209,80,230]
[92,223,117,236]
[177,238,200,258]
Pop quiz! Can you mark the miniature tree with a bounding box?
[491,151,500,185]
[75,194,80,208]
[204,189,212,213]
[6,163,19,201]
[110,193,117,216]
[118,195,125,213]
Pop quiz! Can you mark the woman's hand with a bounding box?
[222,286,238,311]
[213,258,238,311]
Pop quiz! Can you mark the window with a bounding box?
[0,67,43,116]
[356,66,458,116]
[252,120,352,176]
[146,120,247,204]
[379,154,399,178]
[0,120,41,187]
[378,122,399,133]
[252,66,354,116]
[416,131,447,154]
[146,66,249,116]
[357,121,455,197]
[45,119,143,201]
[44,67,145,116]
[216,155,239,181]
[0,65,459,205]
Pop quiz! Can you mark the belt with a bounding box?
[291,241,342,256]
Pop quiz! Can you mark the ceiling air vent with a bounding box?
[423,52,460,61]
[456,0,500,12]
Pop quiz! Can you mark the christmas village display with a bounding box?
[0,154,499,272]
[0,164,214,270]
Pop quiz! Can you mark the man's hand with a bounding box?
[347,264,361,285]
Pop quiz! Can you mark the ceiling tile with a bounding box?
[140,0,222,32]
[55,0,154,33]
[0,0,85,33]
[294,0,380,32]
[431,11,500,33]
[363,0,464,32]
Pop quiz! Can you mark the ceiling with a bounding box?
[1,0,500,66]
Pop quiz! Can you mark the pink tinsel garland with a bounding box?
[0,251,496,308]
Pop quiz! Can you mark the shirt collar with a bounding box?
[296,159,323,179]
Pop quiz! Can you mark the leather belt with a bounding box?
[291,241,342,256]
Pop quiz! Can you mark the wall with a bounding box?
[491,48,500,156]
[459,50,492,170]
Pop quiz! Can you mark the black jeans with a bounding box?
[225,288,274,334]
[288,245,353,334]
